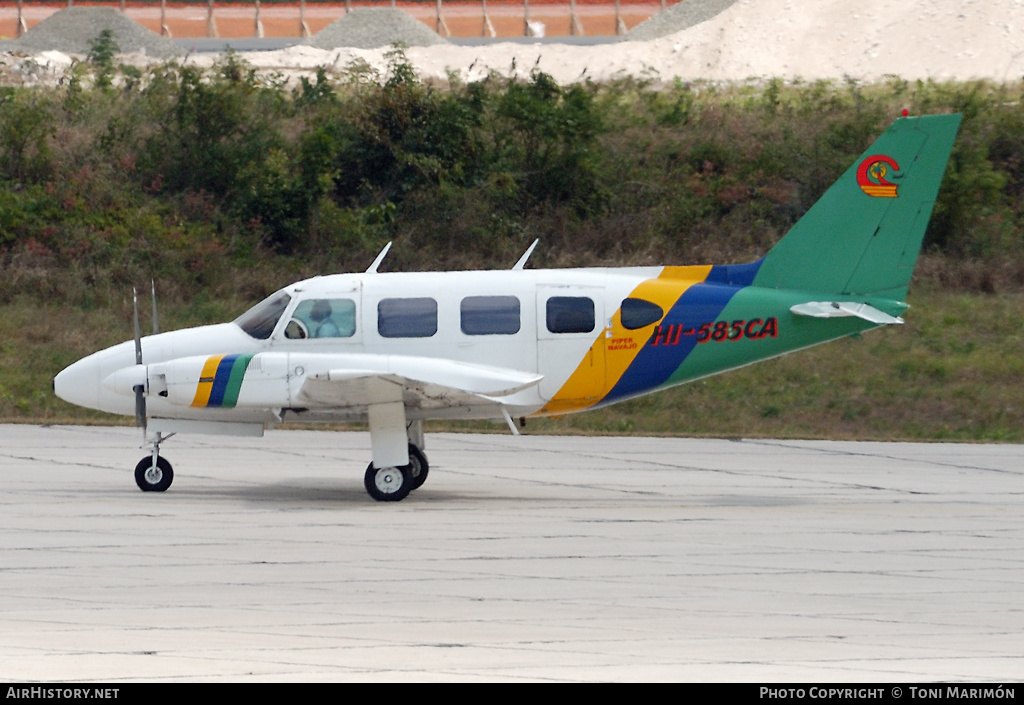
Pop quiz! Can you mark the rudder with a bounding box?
[752,114,962,301]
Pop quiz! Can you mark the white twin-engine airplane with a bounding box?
[54,114,961,501]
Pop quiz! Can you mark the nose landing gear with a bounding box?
[135,455,173,492]
[134,431,174,492]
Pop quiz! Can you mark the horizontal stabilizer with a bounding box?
[790,301,904,325]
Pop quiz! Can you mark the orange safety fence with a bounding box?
[0,0,680,39]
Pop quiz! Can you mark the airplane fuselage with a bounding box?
[56,263,886,431]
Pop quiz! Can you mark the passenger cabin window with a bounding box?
[546,296,595,334]
[461,296,521,335]
[235,292,291,340]
[620,298,664,330]
[284,298,357,339]
[378,298,438,338]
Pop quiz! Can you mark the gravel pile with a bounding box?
[305,8,447,50]
[15,7,184,58]
[625,0,739,41]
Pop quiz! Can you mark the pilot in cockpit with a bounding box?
[309,299,340,338]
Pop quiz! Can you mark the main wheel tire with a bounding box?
[364,462,413,502]
[135,456,173,492]
[408,444,429,490]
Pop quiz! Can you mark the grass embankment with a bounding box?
[2,48,1024,439]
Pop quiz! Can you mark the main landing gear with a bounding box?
[364,444,428,502]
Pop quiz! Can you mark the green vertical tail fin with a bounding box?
[752,113,962,301]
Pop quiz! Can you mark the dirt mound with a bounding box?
[305,8,447,50]
[15,7,184,58]
[648,0,1024,83]
[626,0,738,41]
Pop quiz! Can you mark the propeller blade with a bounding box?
[132,288,147,430]
[133,288,142,365]
[134,383,147,429]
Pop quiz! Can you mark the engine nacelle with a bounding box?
[104,353,300,409]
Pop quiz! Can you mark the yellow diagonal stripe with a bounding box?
[601,265,711,389]
[191,355,225,408]
[539,265,711,415]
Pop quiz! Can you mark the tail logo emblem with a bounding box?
[857,155,900,197]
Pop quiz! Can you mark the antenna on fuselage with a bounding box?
[366,241,392,274]
[512,239,539,270]
[150,279,160,335]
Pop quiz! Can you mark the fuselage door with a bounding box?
[536,285,606,403]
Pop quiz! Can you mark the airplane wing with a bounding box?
[296,355,544,412]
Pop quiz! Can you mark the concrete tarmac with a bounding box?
[1,425,1021,681]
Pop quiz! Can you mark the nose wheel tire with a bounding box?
[135,456,174,492]
[364,463,413,502]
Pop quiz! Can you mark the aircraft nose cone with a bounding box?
[54,341,144,416]
[54,356,103,411]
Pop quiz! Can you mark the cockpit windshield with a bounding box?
[234,291,291,340]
